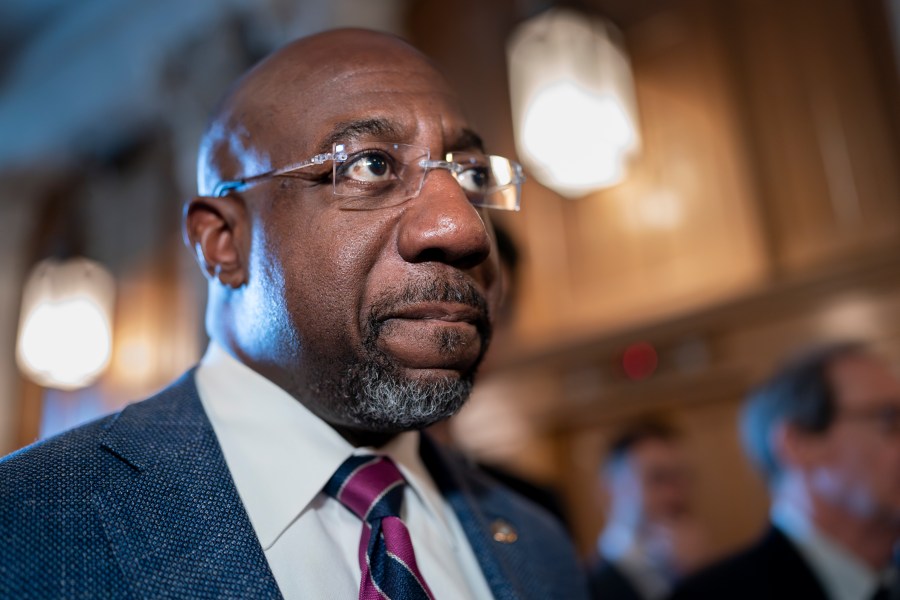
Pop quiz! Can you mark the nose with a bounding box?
[397,168,493,270]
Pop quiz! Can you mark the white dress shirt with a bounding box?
[771,499,894,600]
[195,342,494,600]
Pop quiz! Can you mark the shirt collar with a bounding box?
[195,342,454,550]
[771,498,884,600]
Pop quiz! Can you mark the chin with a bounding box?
[323,356,475,434]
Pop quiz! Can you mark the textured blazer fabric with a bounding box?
[0,370,589,600]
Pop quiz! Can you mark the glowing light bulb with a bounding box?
[508,9,641,197]
[16,258,115,390]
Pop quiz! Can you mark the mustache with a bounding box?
[367,275,491,333]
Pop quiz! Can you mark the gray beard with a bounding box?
[318,274,490,433]
[338,358,474,432]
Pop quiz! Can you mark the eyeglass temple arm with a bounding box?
[210,145,349,198]
[419,159,462,173]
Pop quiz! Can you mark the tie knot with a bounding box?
[324,455,406,523]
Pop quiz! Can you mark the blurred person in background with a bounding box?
[671,342,900,600]
[589,419,709,600]
[0,28,588,599]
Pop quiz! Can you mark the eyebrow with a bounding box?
[448,128,485,153]
[318,118,405,153]
[317,119,485,154]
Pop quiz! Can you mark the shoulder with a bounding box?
[587,558,643,600]
[670,527,824,600]
[0,411,120,504]
[0,372,200,597]
[670,543,764,599]
[0,370,199,494]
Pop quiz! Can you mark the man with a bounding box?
[671,342,900,600]
[0,29,588,599]
[589,420,708,600]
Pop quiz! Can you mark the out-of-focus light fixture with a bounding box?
[507,8,641,197]
[16,257,116,391]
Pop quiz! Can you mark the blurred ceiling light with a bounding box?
[507,8,641,198]
[16,257,116,391]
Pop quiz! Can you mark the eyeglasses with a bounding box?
[836,404,900,436]
[211,141,524,211]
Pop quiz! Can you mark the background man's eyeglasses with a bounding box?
[836,404,900,436]
[211,141,524,211]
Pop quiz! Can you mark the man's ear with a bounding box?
[182,195,248,288]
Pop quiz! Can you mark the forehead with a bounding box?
[628,438,683,467]
[829,354,900,408]
[256,51,474,163]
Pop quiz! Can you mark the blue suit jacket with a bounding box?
[0,371,588,599]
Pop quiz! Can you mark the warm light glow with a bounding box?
[16,258,115,390]
[628,187,683,230]
[507,8,641,197]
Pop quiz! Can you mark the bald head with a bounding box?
[197,29,456,196]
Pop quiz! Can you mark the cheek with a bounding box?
[872,444,900,489]
[831,436,894,489]
[279,212,391,341]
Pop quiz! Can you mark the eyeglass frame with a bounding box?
[210,142,525,211]
[834,403,900,436]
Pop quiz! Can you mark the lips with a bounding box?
[382,302,484,324]
[373,301,488,371]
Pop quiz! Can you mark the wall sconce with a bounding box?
[16,257,116,391]
[507,8,641,197]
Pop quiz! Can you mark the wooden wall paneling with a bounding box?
[518,0,768,344]
[723,0,900,272]
[14,376,43,450]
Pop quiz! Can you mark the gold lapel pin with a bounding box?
[491,519,518,544]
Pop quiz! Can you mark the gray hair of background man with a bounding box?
[740,341,867,486]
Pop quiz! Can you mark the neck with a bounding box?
[778,477,900,570]
[333,425,398,448]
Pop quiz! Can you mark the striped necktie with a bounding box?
[324,454,436,600]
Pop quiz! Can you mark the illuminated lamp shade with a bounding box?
[507,8,641,197]
[16,257,116,391]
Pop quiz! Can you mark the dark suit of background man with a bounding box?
[0,29,588,599]
[671,342,900,600]
[588,420,709,600]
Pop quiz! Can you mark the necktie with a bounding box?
[324,455,436,600]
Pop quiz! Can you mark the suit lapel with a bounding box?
[765,527,830,600]
[94,371,282,600]
[420,435,541,600]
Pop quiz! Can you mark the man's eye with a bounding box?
[456,167,491,192]
[342,152,393,182]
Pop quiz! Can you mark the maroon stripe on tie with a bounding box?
[325,455,435,600]
[381,516,435,598]
[358,523,385,600]
[338,458,405,520]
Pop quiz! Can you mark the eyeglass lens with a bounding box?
[330,142,520,211]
